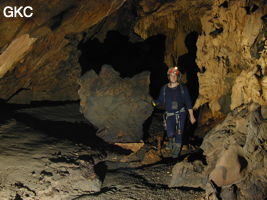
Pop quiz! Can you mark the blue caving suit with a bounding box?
[156,84,192,144]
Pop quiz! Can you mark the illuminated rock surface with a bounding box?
[170,104,267,199]
[0,0,126,103]
[78,65,153,143]
[0,0,266,199]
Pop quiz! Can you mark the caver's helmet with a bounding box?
[167,66,180,76]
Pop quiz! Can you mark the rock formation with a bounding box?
[133,0,211,66]
[202,104,267,200]
[78,65,153,143]
[194,0,267,118]
[0,0,126,104]
[0,0,266,198]
[170,104,267,200]
[169,160,206,189]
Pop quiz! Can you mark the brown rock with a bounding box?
[194,0,267,116]
[134,0,211,66]
[261,105,267,119]
[201,105,267,199]
[209,145,245,187]
[170,104,266,199]
[114,142,145,152]
[0,0,126,103]
[169,160,206,188]
[78,65,153,143]
[141,149,161,165]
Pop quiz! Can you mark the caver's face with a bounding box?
[169,73,177,83]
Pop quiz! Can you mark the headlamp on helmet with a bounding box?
[167,66,180,76]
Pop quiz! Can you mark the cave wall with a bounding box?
[133,0,267,118]
[0,0,126,103]
[133,0,212,66]
[194,0,267,117]
[1,0,266,116]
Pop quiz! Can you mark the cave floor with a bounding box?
[0,117,204,200]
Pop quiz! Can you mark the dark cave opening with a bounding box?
[178,31,199,105]
[78,30,202,149]
[78,30,168,99]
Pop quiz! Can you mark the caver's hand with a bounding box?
[189,115,196,124]
[188,109,196,124]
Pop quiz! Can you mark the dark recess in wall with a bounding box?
[178,31,200,144]
[78,30,168,99]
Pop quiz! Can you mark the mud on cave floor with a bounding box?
[0,105,205,200]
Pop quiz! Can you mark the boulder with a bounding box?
[78,65,153,143]
[169,160,206,188]
[169,104,267,199]
[201,104,267,200]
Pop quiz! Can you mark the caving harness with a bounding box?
[163,107,186,134]
[162,83,185,135]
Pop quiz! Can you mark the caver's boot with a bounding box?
[165,137,174,150]
[172,142,181,158]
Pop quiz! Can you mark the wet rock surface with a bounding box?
[78,65,153,143]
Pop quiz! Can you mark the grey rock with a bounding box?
[78,65,153,143]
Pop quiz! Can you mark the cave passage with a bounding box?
[78,30,168,99]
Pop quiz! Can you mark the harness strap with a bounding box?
[163,107,185,134]
[165,107,185,117]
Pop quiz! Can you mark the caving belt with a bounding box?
[162,84,185,135]
[163,107,185,135]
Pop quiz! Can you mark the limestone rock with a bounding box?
[201,104,267,199]
[169,103,266,199]
[194,0,267,116]
[134,0,211,66]
[78,65,153,143]
[141,148,161,165]
[208,145,246,187]
[261,105,267,119]
[114,142,144,152]
[119,145,162,167]
[168,104,266,199]
[169,160,206,188]
[0,0,126,103]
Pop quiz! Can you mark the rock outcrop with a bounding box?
[194,0,267,118]
[202,104,267,200]
[134,0,212,66]
[170,104,267,200]
[0,0,126,103]
[169,160,206,188]
[78,65,153,143]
